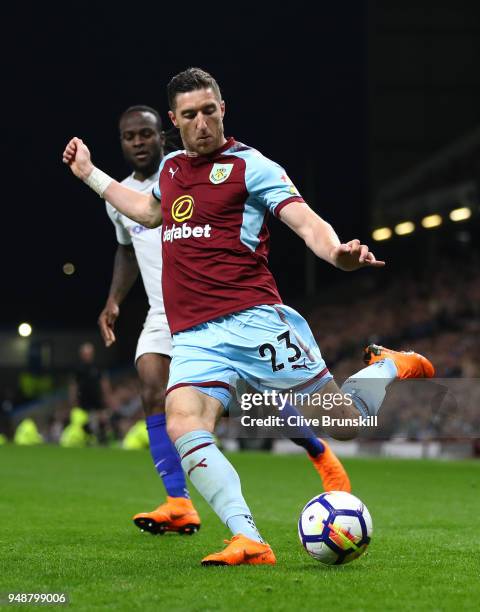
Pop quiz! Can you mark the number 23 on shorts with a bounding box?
[258,330,304,372]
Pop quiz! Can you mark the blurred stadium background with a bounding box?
[2,0,480,458]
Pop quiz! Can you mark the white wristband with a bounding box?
[84,167,114,197]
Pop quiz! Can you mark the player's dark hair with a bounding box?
[167,68,222,110]
[119,105,163,133]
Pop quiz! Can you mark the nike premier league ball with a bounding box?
[298,491,372,565]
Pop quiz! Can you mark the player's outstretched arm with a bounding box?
[62,137,162,228]
[279,201,385,272]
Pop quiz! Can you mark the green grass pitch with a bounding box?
[1,445,479,611]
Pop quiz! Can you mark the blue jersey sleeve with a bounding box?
[244,150,304,216]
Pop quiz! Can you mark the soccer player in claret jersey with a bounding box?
[63,68,434,566]
[98,103,347,537]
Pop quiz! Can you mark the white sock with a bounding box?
[341,358,398,417]
[175,430,263,542]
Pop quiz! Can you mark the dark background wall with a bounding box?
[368,0,480,196]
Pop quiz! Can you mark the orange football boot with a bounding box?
[363,344,435,379]
[133,496,201,535]
[201,534,276,566]
[309,439,351,493]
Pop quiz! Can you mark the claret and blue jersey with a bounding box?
[152,137,305,334]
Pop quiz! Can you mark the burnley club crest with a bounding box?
[209,163,234,184]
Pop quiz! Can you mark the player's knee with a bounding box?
[165,398,196,442]
[140,383,166,416]
[165,387,220,442]
[165,417,180,443]
[136,355,169,415]
[165,412,198,443]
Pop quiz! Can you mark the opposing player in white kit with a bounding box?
[99,105,200,535]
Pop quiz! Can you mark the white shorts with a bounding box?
[135,312,172,363]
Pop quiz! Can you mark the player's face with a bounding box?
[119,112,164,177]
[168,88,225,155]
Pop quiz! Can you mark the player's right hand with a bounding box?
[98,301,120,347]
[62,137,94,180]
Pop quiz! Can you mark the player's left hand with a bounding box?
[98,300,120,347]
[330,239,385,271]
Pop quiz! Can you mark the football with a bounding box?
[298,491,373,565]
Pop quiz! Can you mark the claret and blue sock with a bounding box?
[175,429,264,542]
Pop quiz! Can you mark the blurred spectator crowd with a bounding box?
[306,253,480,441]
[311,256,480,381]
